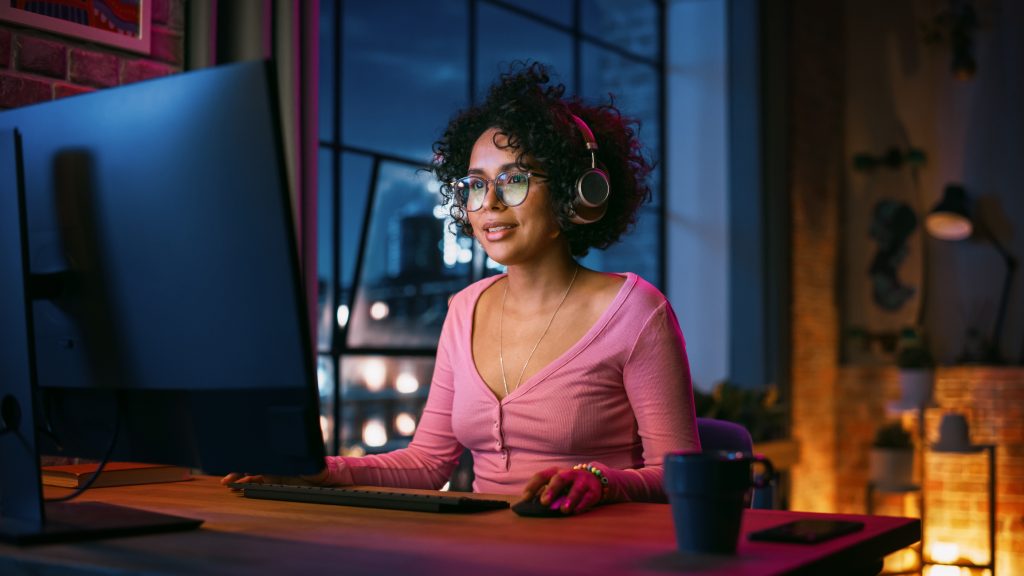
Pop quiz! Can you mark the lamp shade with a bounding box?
[931,412,983,453]
[925,184,973,241]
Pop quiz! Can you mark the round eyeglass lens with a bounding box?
[497,172,529,207]
[458,177,487,211]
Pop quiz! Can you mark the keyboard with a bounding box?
[230,483,510,514]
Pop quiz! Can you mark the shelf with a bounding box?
[869,482,921,494]
[340,388,430,402]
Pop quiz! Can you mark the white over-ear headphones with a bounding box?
[568,114,610,224]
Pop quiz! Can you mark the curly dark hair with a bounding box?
[432,62,653,257]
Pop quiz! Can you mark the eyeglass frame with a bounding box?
[449,170,548,212]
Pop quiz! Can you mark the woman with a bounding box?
[225,62,699,515]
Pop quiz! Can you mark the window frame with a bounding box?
[318,0,666,455]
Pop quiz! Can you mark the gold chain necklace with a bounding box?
[498,265,579,398]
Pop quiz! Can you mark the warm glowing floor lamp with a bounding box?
[927,413,997,575]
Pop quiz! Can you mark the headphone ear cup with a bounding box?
[568,167,610,224]
[575,168,610,208]
[568,197,609,225]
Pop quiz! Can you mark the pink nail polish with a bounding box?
[550,495,569,511]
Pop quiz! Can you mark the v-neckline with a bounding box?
[468,272,636,404]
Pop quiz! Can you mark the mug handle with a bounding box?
[751,454,775,489]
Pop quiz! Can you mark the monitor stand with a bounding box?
[0,129,203,545]
[0,502,204,546]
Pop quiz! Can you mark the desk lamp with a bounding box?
[925,184,1017,364]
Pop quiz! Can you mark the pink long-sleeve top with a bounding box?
[324,272,700,501]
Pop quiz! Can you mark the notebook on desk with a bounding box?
[42,462,192,489]
[229,483,511,514]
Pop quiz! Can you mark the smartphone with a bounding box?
[747,519,865,544]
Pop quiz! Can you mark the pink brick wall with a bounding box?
[70,49,119,87]
[0,0,184,109]
[0,28,11,68]
[16,35,65,78]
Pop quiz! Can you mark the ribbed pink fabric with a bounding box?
[324,272,700,501]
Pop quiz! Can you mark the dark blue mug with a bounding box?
[664,450,774,555]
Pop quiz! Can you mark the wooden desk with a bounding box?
[0,477,919,575]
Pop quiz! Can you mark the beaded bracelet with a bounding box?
[572,463,610,501]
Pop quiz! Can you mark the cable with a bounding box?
[44,394,121,503]
[37,389,65,452]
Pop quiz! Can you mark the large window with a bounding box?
[319,0,665,456]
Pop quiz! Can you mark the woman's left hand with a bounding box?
[515,466,605,515]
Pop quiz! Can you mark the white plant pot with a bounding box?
[869,448,915,490]
[897,368,934,409]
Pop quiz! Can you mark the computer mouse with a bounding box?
[511,495,570,517]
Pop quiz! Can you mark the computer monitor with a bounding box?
[0,61,325,544]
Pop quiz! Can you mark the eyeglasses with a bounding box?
[451,170,546,212]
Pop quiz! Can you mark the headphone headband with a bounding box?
[570,114,599,152]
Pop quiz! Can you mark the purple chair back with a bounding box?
[696,417,754,454]
[696,417,774,509]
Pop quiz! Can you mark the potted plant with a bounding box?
[692,381,787,443]
[869,420,915,489]
[896,327,935,409]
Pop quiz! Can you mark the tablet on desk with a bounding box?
[748,519,865,544]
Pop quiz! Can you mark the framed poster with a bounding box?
[0,1,151,55]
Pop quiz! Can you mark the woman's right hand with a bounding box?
[221,468,329,491]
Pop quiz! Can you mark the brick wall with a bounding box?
[786,1,1024,573]
[788,0,845,515]
[926,368,1023,574]
[830,366,1024,574]
[0,0,184,110]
